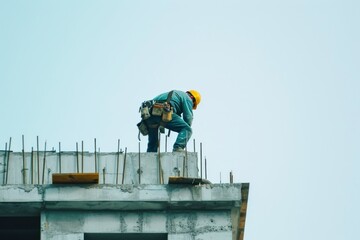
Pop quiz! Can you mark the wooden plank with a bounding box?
[168,176,212,185]
[52,173,99,184]
[237,183,250,240]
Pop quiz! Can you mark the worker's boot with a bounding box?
[172,147,184,152]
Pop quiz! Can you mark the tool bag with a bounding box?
[158,90,174,122]
[137,100,153,139]
[137,91,174,140]
[139,91,174,121]
[137,120,149,136]
[151,102,164,116]
[139,100,154,120]
[161,101,173,122]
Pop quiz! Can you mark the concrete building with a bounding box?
[0,150,249,240]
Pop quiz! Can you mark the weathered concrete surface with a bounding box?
[0,152,198,185]
[0,151,250,240]
[0,184,243,214]
[0,183,248,239]
[41,210,233,240]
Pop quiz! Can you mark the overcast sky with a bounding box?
[1,1,359,240]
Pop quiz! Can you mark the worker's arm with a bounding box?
[182,97,194,126]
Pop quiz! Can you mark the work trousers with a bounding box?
[146,113,192,152]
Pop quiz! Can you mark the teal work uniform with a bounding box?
[145,90,194,152]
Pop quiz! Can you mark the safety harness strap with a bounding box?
[164,90,174,137]
[166,90,174,104]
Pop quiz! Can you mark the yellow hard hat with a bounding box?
[187,90,201,110]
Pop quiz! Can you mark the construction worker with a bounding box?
[139,90,201,152]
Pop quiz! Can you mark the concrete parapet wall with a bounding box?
[0,152,198,185]
[0,184,243,215]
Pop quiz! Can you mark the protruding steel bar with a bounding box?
[166,129,171,152]
[165,135,167,153]
[138,142,141,184]
[182,156,185,177]
[37,136,40,184]
[5,137,11,184]
[121,147,127,184]
[81,141,84,173]
[200,142,203,179]
[193,139,196,152]
[31,147,34,184]
[158,131,163,184]
[116,139,120,184]
[94,138,97,173]
[98,147,101,175]
[22,135,26,184]
[230,171,233,184]
[58,142,62,173]
[205,157,207,179]
[185,146,188,178]
[42,141,47,184]
[102,167,106,184]
[3,142,7,184]
[5,138,12,184]
[76,142,79,173]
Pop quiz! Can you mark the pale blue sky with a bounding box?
[1,1,359,239]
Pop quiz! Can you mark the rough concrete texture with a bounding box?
[41,210,233,240]
[0,183,245,239]
[0,184,243,214]
[0,152,249,240]
[0,152,198,185]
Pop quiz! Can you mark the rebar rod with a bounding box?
[138,142,141,184]
[205,157,207,179]
[98,147,101,176]
[185,146,188,178]
[158,131,162,184]
[58,142,62,173]
[121,147,127,184]
[102,167,106,184]
[37,136,40,184]
[5,137,11,184]
[31,147,34,184]
[42,141,47,184]
[3,142,7,184]
[22,135,26,184]
[230,171,233,184]
[94,138,97,173]
[116,139,120,184]
[182,156,185,177]
[76,142,79,173]
[200,142,203,179]
[81,141,84,173]
[193,139,196,152]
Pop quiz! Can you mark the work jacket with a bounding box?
[153,90,194,126]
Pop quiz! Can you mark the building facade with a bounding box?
[0,151,249,240]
